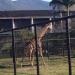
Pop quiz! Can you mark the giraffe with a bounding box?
[22,22,52,66]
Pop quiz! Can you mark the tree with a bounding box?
[49,0,75,16]
[15,29,34,42]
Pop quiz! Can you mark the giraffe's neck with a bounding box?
[37,23,51,40]
[28,22,52,48]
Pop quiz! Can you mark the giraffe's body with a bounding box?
[22,22,52,66]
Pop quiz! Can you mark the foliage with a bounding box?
[50,0,75,7]
[49,0,75,16]
[14,28,34,41]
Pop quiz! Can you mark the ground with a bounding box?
[0,56,75,75]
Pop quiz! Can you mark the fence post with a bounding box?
[34,25,40,75]
[12,19,17,75]
[65,19,72,75]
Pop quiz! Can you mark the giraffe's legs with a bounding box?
[39,47,45,65]
[30,51,35,66]
[31,51,35,66]
[29,49,32,65]
[29,44,34,66]
[38,40,45,65]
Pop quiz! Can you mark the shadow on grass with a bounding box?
[0,65,7,68]
[0,64,13,69]
[21,63,43,68]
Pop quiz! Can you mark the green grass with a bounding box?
[0,56,75,75]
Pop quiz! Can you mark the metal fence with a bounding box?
[0,15,75,75]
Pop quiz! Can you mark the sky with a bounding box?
[11,0,52,2]
[42,0,52,2]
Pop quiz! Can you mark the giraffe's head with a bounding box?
[47,22,52,32]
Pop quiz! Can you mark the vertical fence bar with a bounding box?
[65,19,72,75]
[34,25,40,75]
[12,19,17,75]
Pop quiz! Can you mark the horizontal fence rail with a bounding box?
[0,14,75,33]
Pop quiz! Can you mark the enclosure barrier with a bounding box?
[0,15,75,75]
